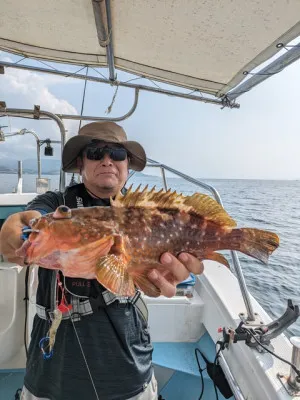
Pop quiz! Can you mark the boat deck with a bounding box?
[0,332,231,400]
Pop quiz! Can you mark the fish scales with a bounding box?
[17,186,280,297]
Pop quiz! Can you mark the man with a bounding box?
[0,122,203,400]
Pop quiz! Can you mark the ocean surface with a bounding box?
[1,173,300,338]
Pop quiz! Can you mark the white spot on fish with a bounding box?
[160,234,165,238]
[192,224,197,229]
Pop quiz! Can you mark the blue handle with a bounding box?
[21,226,31,241]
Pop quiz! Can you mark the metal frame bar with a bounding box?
[137,158,256,321]
[105,0,116,81]
[92,0,116,81]
[0,89,138,122]
[219,353,246,400]
[0,105,255,320]
[56,88,139,121]
[0,92,139,190]
[227,41,300,100]
[0,60,239,108]
[0,108,66,192]
[3,130,42,178]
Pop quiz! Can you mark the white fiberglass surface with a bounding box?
[0,268,17,333]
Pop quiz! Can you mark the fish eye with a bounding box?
[58,206,70,213]
[53,205,72,219]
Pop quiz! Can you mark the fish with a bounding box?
[16,186,279,297]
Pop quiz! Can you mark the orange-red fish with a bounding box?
[17,186,279,297]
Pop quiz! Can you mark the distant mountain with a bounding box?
[0,159,159,177]
[0,158,61,174]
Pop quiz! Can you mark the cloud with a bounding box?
[0,58,79,160]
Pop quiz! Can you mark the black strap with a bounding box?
[24,267,30,357]
[47,184,149,322]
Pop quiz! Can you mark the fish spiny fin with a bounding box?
[96,254,135,297]
[111,186,236,227]
[184,193,236,227]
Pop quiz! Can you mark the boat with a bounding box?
[1,1,300,399]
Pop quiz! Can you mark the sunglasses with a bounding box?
[85,145,128,162]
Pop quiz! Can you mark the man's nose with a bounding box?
[100,153,113,165]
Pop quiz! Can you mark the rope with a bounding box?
[78,66,89,131]
[105,84,119,114]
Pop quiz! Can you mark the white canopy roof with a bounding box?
[1,0,300,97]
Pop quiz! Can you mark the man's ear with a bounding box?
[76,157,83,174]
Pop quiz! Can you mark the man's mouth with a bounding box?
[97,171,116,176]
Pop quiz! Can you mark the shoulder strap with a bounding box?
[51,183,149,323]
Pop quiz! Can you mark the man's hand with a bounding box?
[0,210,41,266]
[147,252,204,298]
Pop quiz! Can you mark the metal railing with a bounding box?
[129,158,256,321]
[219,352,246,400]
[0,106,255,321]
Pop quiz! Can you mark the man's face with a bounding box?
[78,141,129,196]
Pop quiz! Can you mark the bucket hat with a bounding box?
[62,121,146,172]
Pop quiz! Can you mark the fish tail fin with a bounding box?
[228,228,279,264]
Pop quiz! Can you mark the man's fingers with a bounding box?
[160,253,190,283]
[178,253,204,275]
[21,210,42,226]
[148,270,176,298]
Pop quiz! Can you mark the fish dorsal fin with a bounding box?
[112,186,236,227]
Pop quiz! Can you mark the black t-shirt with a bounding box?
[24,187,153,400]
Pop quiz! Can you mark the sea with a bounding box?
[1,173,300,338]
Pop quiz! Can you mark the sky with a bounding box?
[1,50,300,180]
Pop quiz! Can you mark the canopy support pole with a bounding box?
[0,108,66,191]
[225,41,300,100]
[145,158,256,322]
[0,60,239,108]
[92,0,116,81]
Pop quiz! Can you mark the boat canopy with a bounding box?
[1,1,300,101]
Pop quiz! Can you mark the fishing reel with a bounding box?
[220,299,299,351]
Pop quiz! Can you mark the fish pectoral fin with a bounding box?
[96,254,135,297]
[203,252,230,268]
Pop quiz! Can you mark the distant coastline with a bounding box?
[0,169,60,175]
